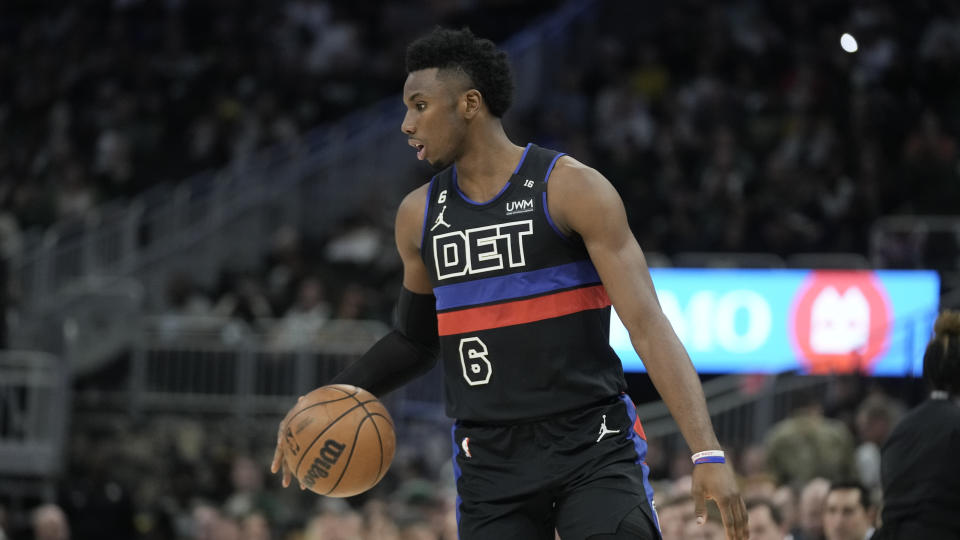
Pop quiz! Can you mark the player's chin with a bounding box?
[427,156,452,171]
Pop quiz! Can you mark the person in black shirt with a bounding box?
[874,310,960,539]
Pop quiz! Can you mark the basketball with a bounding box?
[280,384,396,497]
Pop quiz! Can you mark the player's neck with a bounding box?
[455,122,524,202]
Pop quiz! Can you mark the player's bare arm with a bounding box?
[395,183,435,294]
[547,157,749,539]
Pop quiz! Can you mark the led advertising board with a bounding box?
[611,269,940,376]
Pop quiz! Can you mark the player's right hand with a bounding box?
[270,396,304,489]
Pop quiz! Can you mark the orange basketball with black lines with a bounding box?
[281,384,395,497]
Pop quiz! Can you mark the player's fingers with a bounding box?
[716,495,736,537]
[271,442,283,474]
[734,494,749,539]
[693,488,707,526]
[717,494,749,540]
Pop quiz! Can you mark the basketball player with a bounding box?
[272,27,748,540]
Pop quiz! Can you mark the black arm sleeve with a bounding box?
[329,288,439,397]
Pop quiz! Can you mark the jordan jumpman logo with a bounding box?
[596,414,621,442]
[431,205,451,231]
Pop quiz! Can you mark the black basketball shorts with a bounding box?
[450,395,661,540]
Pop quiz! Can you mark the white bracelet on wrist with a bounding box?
[691,450,725,465]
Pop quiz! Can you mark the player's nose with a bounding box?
[401,111,416,135]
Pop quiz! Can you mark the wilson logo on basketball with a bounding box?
[303,439,346,486]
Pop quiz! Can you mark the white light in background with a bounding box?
[840,33,858,53]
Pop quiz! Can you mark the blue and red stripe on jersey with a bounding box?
[434,260,611,336]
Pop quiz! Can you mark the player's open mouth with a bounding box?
[409,140,426,160]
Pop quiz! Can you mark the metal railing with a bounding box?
[871,215,960,270]
[122,317,390,417]
[635,373,832,450]
[0,351,69,478]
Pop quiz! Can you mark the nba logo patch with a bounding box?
[461,437,472,458]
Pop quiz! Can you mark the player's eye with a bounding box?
[416,102,426,112]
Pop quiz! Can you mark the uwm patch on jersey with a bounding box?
[418,143,627,422]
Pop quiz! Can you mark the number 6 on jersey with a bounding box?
[459,337,492,385]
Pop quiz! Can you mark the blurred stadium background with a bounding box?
[1,0,958,538]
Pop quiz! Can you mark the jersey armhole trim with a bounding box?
[420,176,437,249]
[542,153,572,242]
[513,142,534,175]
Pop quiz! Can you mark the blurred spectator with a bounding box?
[212,272,273,325]
[303,500,363,540]
[772,484,801,540]
[239,511,271,540]
[269,276,331,349]
[335,282,376,320]
[397,520,436,540]
[657,493,694,540]
[738,443,768,478]
[822,481,875,540]
[742,473,778,500]
[165,272,213,316]
[746,497,789,540]
[191,502,240,540]
[852,393,902,491]
[876,310,960,539]
[222,456,279,526]
[362,499,399,540]
[31,504,70,540]
[798,477,830,540]
[765,395,856,487]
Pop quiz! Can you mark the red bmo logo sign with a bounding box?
[790,272,892,374]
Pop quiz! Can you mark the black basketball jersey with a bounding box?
[420,143,627,422]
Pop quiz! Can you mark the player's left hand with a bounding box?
[691,462,749,539]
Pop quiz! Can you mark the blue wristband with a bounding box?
[691,450,725,465]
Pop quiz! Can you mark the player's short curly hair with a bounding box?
[406,27,514,118]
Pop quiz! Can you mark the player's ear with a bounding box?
[462,89,482,119]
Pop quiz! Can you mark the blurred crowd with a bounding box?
[533,0,960,258]
[0,377,918,539]
[0,0,563,232]
[2,0,960,539]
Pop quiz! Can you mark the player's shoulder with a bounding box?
[548,154,610,193]
[543,154,621,235]
[397,181,432,222]
[547,154,619,209]
[395,181,433,250]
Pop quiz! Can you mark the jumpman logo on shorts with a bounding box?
[596,414,621,442]
[431,205,451,231]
